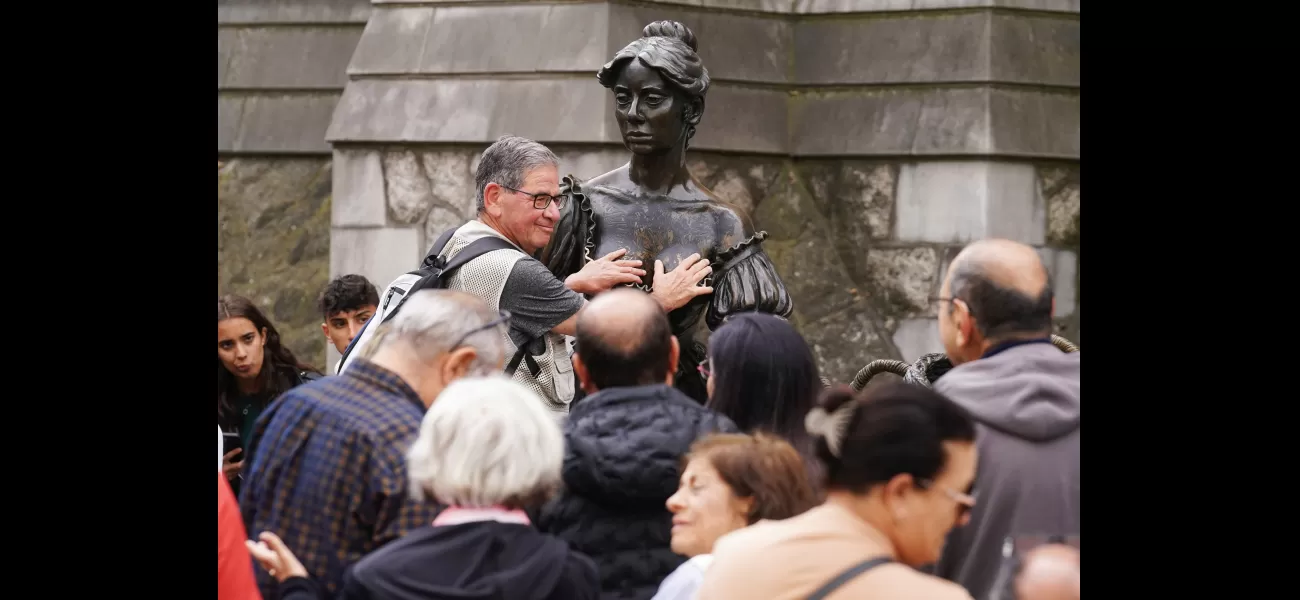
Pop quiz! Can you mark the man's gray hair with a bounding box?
[474,135,560,212]
[378,289,506,375]
[407,376,564,508]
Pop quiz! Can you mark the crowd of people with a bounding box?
[217,136,1081,600]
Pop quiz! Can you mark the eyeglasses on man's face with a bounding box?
[448,310,512,349]
[498,184,566,211]
[928,295,969,309]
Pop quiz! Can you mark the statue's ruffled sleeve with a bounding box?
[540,175,596,280]
[705,231,794,329]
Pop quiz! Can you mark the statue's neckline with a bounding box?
[584,182,714,205]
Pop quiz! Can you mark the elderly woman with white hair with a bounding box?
[246,376,600,600]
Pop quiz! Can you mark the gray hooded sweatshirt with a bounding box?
[931,340,1080,600]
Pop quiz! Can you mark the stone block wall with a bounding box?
[218,0,371,368]
[218,158,334,366]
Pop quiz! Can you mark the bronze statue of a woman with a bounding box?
[542,20,793,403]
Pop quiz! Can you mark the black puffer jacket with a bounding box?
[536,384,739,600]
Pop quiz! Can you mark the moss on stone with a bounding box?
[218,158,333,370]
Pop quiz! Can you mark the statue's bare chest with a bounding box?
[589,194,720,275]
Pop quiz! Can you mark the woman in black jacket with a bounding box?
[245,376,600,600]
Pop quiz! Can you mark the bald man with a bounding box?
[930,239,1080,600]
[1014,545,1080,600]
[535,288,739,600]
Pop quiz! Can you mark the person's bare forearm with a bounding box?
[565,273,595,296]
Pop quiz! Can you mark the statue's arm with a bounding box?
[540,175,595,280]
[705,213,795,329]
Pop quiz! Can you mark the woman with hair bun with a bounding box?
[697,382,982,600]
[541,20,793,404]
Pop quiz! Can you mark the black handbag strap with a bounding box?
[806,556,893,600]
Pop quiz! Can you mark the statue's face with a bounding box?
[612,58,687,154]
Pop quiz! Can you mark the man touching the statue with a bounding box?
[437,135,714,416]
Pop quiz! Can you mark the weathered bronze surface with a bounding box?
[542,20,794,403]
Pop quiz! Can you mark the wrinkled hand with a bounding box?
[649,253,714,312]
[246,531,309,583]
[222,448,243,481]
[566,249,646,295]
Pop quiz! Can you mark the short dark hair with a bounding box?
[575,307,674,390]
[815,382,977,494]
[948,261,1053,339]
[317,274,379,320]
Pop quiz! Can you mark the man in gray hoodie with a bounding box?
[930,239,1080,600]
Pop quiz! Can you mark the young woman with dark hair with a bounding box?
[217,294,320,493]
[701,313,823,488]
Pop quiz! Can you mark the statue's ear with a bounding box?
[684,95,704,127]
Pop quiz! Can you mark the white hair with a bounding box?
[407,376,565,508]
[380,289,506,375]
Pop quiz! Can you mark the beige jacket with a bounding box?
[697,503,973,600]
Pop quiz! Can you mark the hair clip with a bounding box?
[804,402,855,457]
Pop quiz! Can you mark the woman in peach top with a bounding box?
[696,382,981,600]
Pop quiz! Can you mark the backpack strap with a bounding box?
[347,231,542,378]
[438,235,547,380]
[441,236,518,273]
[806,557,893,600]
[505,342,542,378]
[439,236,545,379]
[341,228,464,366]
[380,236,518,327]
[419,227,462,270]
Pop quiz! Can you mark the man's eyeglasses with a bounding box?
[917,478,977,520]
[499,184,566,211]
[449,310,512,349]
[928,295,963,306]
[929,294,974,311]
[696,359,711,379]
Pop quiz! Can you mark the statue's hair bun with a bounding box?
[642,20,698,52]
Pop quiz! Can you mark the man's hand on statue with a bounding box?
[650,253,714,312]
[566,248,646,294]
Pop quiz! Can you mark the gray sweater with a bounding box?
[932,341,1080,600]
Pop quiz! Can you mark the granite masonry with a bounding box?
[219,0,1080,380]
[218,0,371,366]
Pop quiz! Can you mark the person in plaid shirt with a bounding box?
[239,290,509,598]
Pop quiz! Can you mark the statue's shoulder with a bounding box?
[707,200,758,243]
[568,165,628,194]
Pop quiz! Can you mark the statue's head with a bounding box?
[597,21,710,155]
